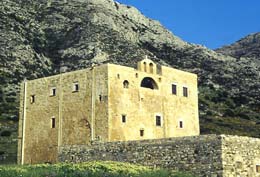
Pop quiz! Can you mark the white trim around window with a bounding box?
[155,113,163,127]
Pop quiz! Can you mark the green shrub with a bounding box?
[0,130,11,137]
[0,161,196,177]
[223,108,235,117]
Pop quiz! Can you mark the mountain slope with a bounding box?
[0,0,259,163]
[215,32,260,59]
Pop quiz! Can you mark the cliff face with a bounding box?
[0,0,259,162]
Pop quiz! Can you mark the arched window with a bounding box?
[123,80,129,88]
[143,62,147,72]
[140,77,158,90]
[149,63,153,73]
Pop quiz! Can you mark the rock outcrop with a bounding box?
[216,32,260,59]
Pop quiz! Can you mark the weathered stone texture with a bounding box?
[59,135,223,177]
[107,59,199,142]
[18,65,109,164]
[58,135,260,177]
[221,135,260,177]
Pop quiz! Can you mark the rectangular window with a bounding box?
[183,87,188,97]
[172,84,177,95]
[256,165,260,173]
[140,129,144,137]
[30,95,35,104]
[179,121,183,128]
[156,115,161,126]
[50,87,56,96]
[73,82,79,92]
[122,115,126,123]
[51,117,55,128]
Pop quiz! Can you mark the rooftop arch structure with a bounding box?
[137,57,157,74]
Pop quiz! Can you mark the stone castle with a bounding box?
[18,57,199,164]
[18,58,260,177]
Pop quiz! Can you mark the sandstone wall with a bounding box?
[221,135,260,177]
[18,65,109,164]
[59,135,223,177]
[107,59,199,142]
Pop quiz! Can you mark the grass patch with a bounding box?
[0,161,195,177]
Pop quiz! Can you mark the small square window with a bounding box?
[30,95,35,104]
[50,87,56,96]
[183,87,188,97]
[140,129,144,137]
[51,117,55,128]
[122,115,126,123]
[179,121,183,128]
[172,84,177,95]
[73,82,79,92]
[156,115,161,126]
[256,165,260,173]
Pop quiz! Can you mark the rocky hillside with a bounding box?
[0,0,259,163]
[215,32,260,59]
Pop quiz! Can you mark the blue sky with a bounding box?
[116,0,260,49]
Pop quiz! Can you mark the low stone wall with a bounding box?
[221,135,260,177]
[59,135,223,177]
[58,135,260,177]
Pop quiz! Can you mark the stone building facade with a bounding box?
[18,58,199,164]
[59,135,260,177]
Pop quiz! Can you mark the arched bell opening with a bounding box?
[140,77,158,90]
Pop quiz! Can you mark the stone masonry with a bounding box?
[221,136,260,177]
[59,134,260,177]
[18,58,199,164]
